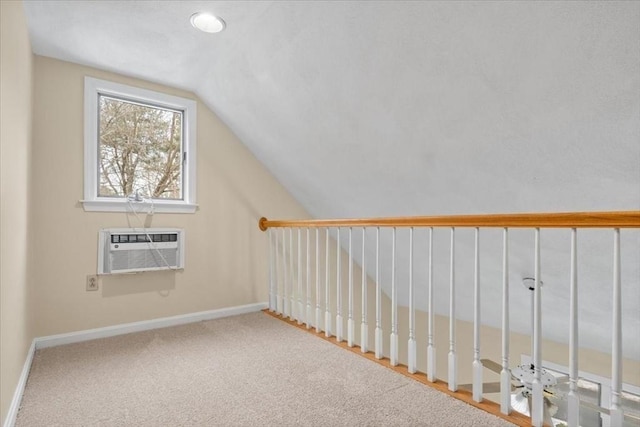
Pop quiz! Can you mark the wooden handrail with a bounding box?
[259,211,640,231]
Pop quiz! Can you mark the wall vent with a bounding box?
[98,228,184,274]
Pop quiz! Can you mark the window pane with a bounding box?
[98,96,183,200]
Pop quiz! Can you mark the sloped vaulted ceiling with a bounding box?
[23,1,639,358]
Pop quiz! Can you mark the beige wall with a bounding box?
[1,22,311,420]
[0,0,35,422]
[30,56,309,336]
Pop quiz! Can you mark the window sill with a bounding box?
[81,199,198,214]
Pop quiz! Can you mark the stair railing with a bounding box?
[259,211,639,427]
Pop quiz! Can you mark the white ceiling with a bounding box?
[23,1,639,360]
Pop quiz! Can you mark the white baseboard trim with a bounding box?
[3,340,35,427]
[35,302,268,349]
[2,302,267,427]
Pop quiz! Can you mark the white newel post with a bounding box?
[427,227,436,382]
[268,229,275,312]
[361,227,369,353]
[500,228,510,414]
[472,228,482,402]
[375,227,383,359]
[448,227,457,392]
[567,228,580,427]
[390,227,398,366]
[408,227,416,374]
[610,228,623,427]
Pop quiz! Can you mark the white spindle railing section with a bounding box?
[283,228,289,318]
[375,227,383,359]
[567,228,579,426]
[427,227,436,382]
[289,228,294,320]
[611,229,623,427]
[348,227,354,347]
[500,228,511,415]
[448,227,457,392]
[315,228,321,333]
[531,229,543,427]
[297,228,303,325]
[390,227,398,366]
[325,228,331,337]
[361,228,368,353]
[408,227,416,374]
[268,229,275,312]
[306,228,311,329]
[472,227,482,403]
[259,211,639,427]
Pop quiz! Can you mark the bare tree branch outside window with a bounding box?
[98,96,182,200]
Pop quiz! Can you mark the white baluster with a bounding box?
[530,278,535,365]
[408,227,417,374]
[306,228,311,329]
[375,227,383,359]
[276,231,281,314]
[315,228,321,333]
[289,228,295,320]
[348,227,354,347]
[283,228,289,318]
[531,228,543,427]
[610,228,623,427]
[336,228,343,342]
[361,227,368,353]
[325,228,332,337]
[567,228,579,427]
[390,227,398,366]
[472,227,482,402]
[427,227,436,382]
[297,228,303,324]
[448,227,457,392]
[500,228,510,414]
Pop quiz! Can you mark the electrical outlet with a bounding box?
[86,275,99,291]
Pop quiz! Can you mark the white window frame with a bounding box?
[83,77,197,213]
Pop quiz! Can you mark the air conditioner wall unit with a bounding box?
[98,228,184,274]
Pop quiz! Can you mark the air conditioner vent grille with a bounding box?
[111,248,178,272]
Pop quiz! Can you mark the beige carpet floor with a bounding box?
[16,312,515,426]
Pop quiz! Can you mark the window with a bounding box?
[83,77,197,213]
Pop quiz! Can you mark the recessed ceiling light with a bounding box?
[190,12,225,33]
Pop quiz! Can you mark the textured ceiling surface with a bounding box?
[23,1,639,359]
